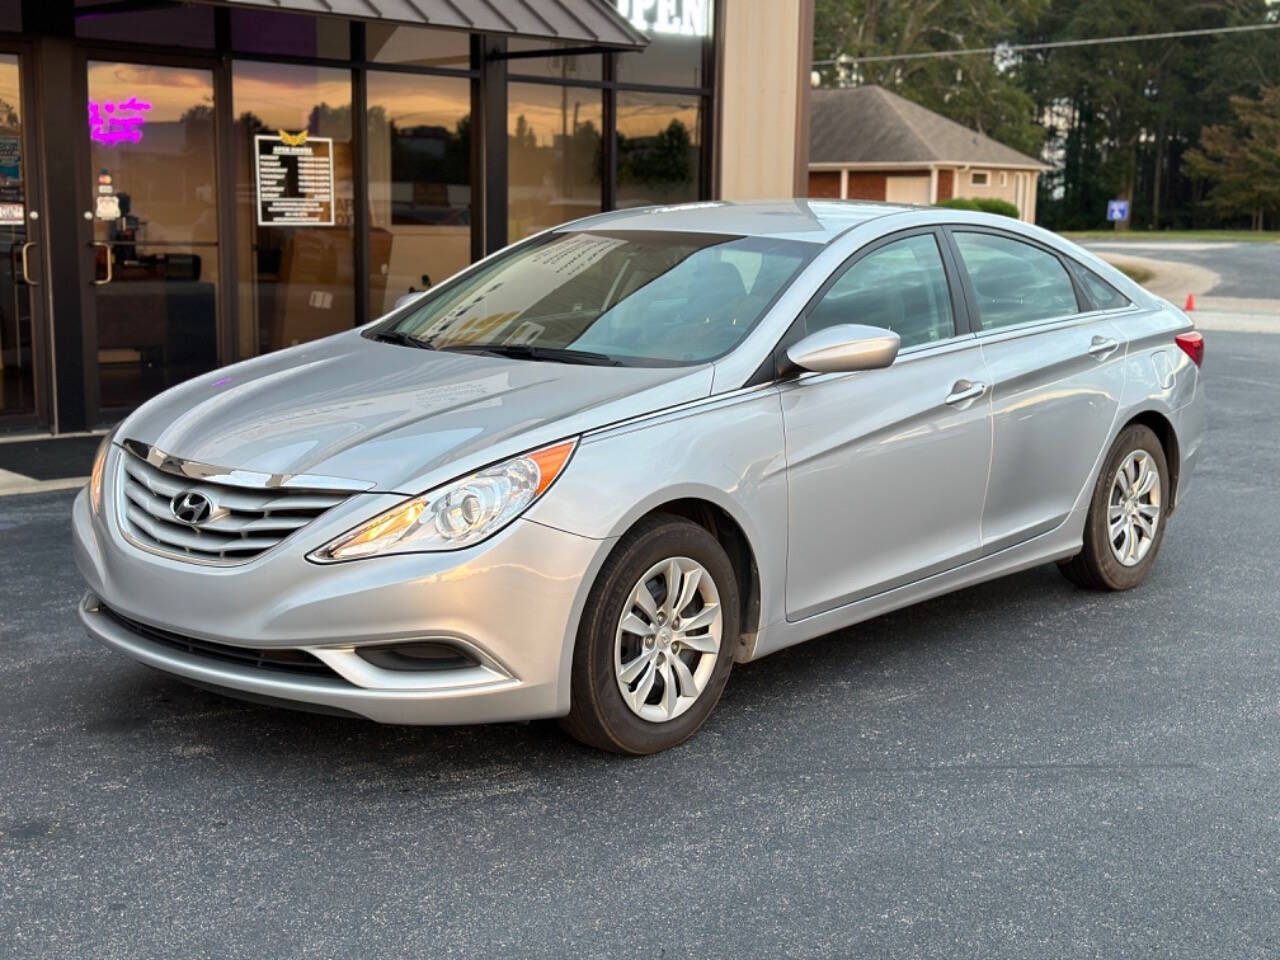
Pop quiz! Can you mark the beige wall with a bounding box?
[951,167,1041,222]
[809,164,1042,222]
[717,0,809,200]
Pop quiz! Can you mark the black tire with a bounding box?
[1058,424,1170,591]
[561,515,740,755]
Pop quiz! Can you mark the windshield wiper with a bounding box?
[437,343,624,366]
[370,330,433,349]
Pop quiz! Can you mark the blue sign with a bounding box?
[1107,199,1130,222]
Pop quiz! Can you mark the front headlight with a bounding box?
[309,439,577,562]
[89,430,114,514]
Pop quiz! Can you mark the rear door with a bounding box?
[946,228,1127,554]
[780,229,993,620]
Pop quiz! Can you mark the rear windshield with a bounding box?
[377,229,818,365]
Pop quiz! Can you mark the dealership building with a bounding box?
[0,0,811,434]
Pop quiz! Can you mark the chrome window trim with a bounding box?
[971,303,1142,347]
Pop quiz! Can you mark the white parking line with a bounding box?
[0,470,89,496]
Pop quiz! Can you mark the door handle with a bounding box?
[945,379,987,407]
[1088,335,1120,360]
[19,241,38,286]
[91,241,112,285]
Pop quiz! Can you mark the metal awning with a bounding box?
[199,0,650,49]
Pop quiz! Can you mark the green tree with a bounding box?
[1020,0,1280,229]
[1184,86,1280,230]
[813,0,1049,156]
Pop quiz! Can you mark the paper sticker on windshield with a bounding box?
[529,233,627,276]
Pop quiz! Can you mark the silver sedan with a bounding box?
[73,201,1206,754]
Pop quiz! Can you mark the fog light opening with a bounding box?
[354,641,479,673]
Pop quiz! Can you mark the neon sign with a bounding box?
[88,97,153,146]
[616,0,710,37]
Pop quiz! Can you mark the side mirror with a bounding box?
[785,323,901,375]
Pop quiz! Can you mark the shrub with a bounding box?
[974,197,1021,219]
[936,196,1022,219]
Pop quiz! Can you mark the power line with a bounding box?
[812,21,1280,67]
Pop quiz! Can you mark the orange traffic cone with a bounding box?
[1184,293,1195,311]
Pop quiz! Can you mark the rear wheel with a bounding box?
[561,515,739,755]
[1059,424,1169,591]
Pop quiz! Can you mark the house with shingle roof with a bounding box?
[808,85,1050,222]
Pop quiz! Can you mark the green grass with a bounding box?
[1061,229,1280,243]
[1111,263,1155,285]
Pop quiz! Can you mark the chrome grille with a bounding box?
[116,449,351,565]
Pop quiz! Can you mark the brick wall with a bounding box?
[807,171,841,198]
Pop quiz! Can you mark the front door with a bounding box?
[0,48,48,429]
[781,231,992,621]
[82,57,222,414]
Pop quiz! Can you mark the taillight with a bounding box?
[1175,331,1204,367]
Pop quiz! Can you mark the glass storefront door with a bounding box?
[365,70,471,317]
[0,50,42,425]
[231,61,355,356]
[85,59,220,410]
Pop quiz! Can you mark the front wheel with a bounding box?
[561,516,739,755]
[1059,424,1170,591]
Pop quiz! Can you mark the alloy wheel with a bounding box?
[613,556,723,723]
[1108,449,1162,567]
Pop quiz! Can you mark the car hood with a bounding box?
[118,330,714,493]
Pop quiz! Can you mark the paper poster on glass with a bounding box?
[254,130,335,227]
[0,135,22,225]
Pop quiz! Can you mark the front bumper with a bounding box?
[72,480,612,725]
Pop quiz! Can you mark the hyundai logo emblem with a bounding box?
[170,490,215,525]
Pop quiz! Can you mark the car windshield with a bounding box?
[376,230,818,365]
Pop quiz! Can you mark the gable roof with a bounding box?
[810,85,1049,170]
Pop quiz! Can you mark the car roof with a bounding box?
[557,199,918,245]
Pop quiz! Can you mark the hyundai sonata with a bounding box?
[73,200,1206,754]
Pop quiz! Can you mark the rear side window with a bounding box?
[954,232,1080,330]
[806,234,955,349]
[1070,261,1131,310]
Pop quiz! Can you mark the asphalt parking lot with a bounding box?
[2,331,1278,959]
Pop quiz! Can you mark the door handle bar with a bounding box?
[945,381,987,406]
[19,241,38,286]
[1088,336,1119,359]
[91,241,112,285]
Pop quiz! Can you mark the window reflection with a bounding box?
[508,83,602,241]
[366,71,471,317]
[506,39,601,81]
[230,10,350,59]
[86,62,220,410]
[616,91,701,209]
[367,24,470,69]
[232,61,355,355]
[615,0,710,88]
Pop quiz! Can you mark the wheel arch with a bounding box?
[589,494,765,663]
[1120,408,1182,512]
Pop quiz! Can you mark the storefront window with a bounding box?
[86,61,220,409]
[367,24,470,69]
[366,71,471,317]
[76,0,215,48]
[232,61,354,357]
[0,53,32,418]
[508,83,603,241]
[615,0,710,88]
[231,10,350,60]
[0,0,19,31]
[616,90,701,208]
[507,39,602,82]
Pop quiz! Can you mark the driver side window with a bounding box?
[806,234,956,349]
